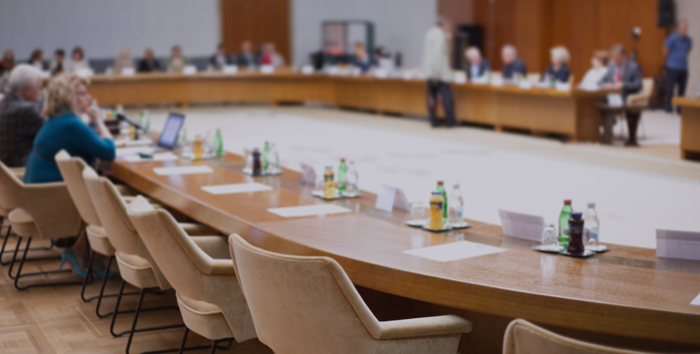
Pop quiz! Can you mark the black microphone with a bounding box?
[116,113,147,131]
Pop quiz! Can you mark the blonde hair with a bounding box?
[551,46,570,64]
[42,74,88,117]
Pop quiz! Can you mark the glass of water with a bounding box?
[410,202,427,222]
[541,224,560,250]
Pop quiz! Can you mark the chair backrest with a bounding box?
[228,234,385,354]
[0,161,24,211]
[82,167,169,289]
[54,150,101,226]
[503,319,646,354]
[626,78,654,106]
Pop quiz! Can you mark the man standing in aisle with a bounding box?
[663,19,692,114]
[423,18,456,128]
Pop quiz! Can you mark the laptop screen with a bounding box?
[157,113,185,149]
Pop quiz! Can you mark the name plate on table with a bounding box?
[518,81,533,89]
[374,69,388,79]
[299,163,316,185]
[223,65,238,74]
[498,209,545,241]
[75,68,93,78]
[121,67,135,76]
[375,184,410,212]
[453,72,467,84]
[656,229,700,261]
[301,65,314,75]
[183,65,197,75]
[260,65,275,74]
[490,76,504,87]
[555,82,571,91]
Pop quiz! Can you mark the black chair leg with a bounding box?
[80,250,97,302]
[125,288,146,354]
[110,280,127,337]
[110,281,182,339]
[13,237,81,290]
[1,225,57,266]
[209,340,218,354]
[178,328,189,354]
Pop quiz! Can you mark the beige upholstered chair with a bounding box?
[627,78,654,106]
[127,196,257,353]
[228,234,473,354]
[0,160,82,290]
[83,168,221,353]
[55,150,120,315]
[503,319,646,354]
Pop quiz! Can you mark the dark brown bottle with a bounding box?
[566,212,585,255]
[252,148,262,176]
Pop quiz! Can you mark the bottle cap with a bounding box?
[587,202,595,208]
[453,183,460,189]
[265,141,269,145]
[437,181,444,185]
[564,199,571,205]
[340,158,346,162]
[571,211,582,220]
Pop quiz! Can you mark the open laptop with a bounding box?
[152,113,185,152]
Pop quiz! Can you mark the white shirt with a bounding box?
[578,67,608,91]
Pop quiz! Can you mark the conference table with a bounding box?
[674,97,700,161]
[108,152,700,354]
[89,71,608,143]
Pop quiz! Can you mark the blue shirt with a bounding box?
[24,112,115,184]
[664,32,692,70]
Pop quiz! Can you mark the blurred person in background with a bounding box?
[542,46,570,83]
[600,44,642,102]
[0,49,16,75]
[28,49,47,71]
[422,17,456,128]
[260,43,285,67]
[50,49,65,76]
[167,45,189,73]
[0,64,45,167]
[326,42,345,56]
[64,47,91,74]
[501,44,527,81]
[137,48,161,73]
[579,51,608,90]
[114,47,135,73]
[664,19,692,114]
[464,46,490,80]
[209,43,235,71]
[237,40,258,67]
[353,42,372,74]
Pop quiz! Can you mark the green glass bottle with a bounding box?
[558,199,573,247]
[262,141,271,172]
[214,129,224,157]
[436,181,448,222]
[337,158,348,195]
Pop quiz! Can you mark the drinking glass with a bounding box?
[410,202,427,221]
[541,224,559,249]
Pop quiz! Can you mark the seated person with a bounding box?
[24,73,115,184]
[501,44,527,81]
[50,49,65,76]
[236,40,258,67]
[260,42,285,67]
[114,47,135,73]
[579,51,609,90]
[542,46,570,83]
[599,44,643,101]
[27,49,47,71]
[0,64,45,167]
[64,47,91,74]
[166,45,189,73]
[464,46,490,80]
[137,48,162,73]
[0,49,15,75]
[353,42,372,74]
[209,43,235,71]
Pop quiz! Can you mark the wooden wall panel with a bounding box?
[471,0,665,81]
[220,0,291,62]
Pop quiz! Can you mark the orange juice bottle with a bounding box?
[428,191,445,230]
[193,135,204,159]
[323,166,335,198]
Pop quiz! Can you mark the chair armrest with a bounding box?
[181,222,218,236]
[10,167,25,179]
[115,183,137,196]
[377,315,472,340]
[208,259,237,275]
[191,236,231,260]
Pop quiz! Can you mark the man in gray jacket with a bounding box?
[600,44,643,102]
[422,18,456,128]
[0,64,45,167]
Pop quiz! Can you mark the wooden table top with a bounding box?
[109,153,700,346]
[674,97,700,108]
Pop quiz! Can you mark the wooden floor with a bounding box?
[0,230,272,354]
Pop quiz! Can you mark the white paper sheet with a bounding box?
[691,293,700,306]
[202,183,272,195]
[268,204,351,218]
[656,229,700,261]
[498,209,545,241]
[116,146,155,157]
[403,241,506,262]
[153,165,213,176]
[123,153,178,162]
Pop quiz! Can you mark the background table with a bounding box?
[674,97,700,161]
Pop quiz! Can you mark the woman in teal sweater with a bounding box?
[24,74,114,183]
